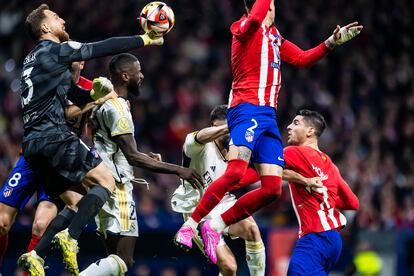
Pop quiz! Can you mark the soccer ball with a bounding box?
[139,2,175,37]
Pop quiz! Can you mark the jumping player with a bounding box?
[284,110,359,275]
[79,53,202,276]
[175,0,363,263]
[17,3,167,275]
[172,105,266,276]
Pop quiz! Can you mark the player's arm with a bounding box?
[113,134,203,189]
[280,22,363,68]
[57,34,162,64]
[233,0,271,40]
[335,172,359,210]
[283,169,324,190]
[194,124,228,144]
[65,92,116,120]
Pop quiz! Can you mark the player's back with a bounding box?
[171,132,227,213]
[21,40,73,141]
[284,146,347,237]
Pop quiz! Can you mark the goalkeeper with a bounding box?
[17,3,166,276]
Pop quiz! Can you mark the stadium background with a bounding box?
[0,0,413,275]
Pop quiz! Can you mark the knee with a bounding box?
[243,221,261,242]
[219,259,237,275]
[32,217,51,237]
[224,165,245,183]
[262,184,282,202]
[0,215,11,236]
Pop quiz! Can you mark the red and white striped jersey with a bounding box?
[284,146,358,238]
[229,0,282,108]
[228,0,331,109]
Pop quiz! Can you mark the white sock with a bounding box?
[80,254,127,276]
[210,216,227,233]
[245,240,266,276]
[184,217,198,230]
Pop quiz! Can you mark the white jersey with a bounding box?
[171,131,228,213]
[93,97,134,183]
[92,97,138,238]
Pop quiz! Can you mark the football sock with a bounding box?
[35,207,76,259]
[246,240,266,276]
[210,216,227,233]
[191,159,248,222]
[80,254,127,276]
[0,234,8,265]
[221,175,282,225]
[68,185,110,240]
[183,217,198,230]
[26,233,41,252]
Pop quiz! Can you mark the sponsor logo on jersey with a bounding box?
[210,166,216,172]
[23,53,36,65]
[311,164,329,181]
[117,117,130,131]
[3,187,13,197]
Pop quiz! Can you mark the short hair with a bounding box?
[296,109,327,137]
[25,4,49,41]
[210,105,227,123]
[244,0,256,13]
[109,53,139,78]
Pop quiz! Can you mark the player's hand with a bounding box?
[325,22,363,49]
[139,33,164,46]
[305,177,327,193]
[148,152,162,162]
[178,167,204,190]
[91,77,114,100]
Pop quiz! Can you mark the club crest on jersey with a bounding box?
[3,187,13,198]
[245,130,254,142]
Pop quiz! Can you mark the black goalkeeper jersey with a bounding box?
[20,36,144,142]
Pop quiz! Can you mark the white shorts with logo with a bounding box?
[183,193,237,251]
[95,181,138,239]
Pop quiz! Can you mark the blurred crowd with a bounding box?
[0,0,413,237]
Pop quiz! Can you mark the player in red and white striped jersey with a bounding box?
[175,0,362,264]
[283,109,359,275]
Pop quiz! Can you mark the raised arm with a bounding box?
[281,21,363,68]
[232,0,271,40]
[194,124,228,144]
[113,134,203,189]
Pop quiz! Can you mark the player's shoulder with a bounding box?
[230,15,246,33]
[284,145,301,154]
[104,97,129,114]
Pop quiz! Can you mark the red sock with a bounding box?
[0,234,8,265]
[221,175,282,225]
[229,167,260,191]
[191,159,248,222]
[22,234,42,276]
[26,233,42,253]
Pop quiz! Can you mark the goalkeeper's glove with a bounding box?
[139,32,164,46]
[326,23,362,49]
[91,77,113,100]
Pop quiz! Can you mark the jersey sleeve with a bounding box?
[283,146,302,170]
[183,132,204,158]
[55,36,144,64]
[102,100,134,137]
[334,166,359,210]
[231,0,271,40]
[280,39,330,68]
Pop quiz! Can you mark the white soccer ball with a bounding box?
[139,1,175,37]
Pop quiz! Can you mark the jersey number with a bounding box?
[8,172,22,187]
[21,67,34,107]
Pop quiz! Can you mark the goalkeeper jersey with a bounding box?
[93,97,134,183]
[171,132,227,213]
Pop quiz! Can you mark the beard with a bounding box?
[127,81,141,100]
[57,29,70,42]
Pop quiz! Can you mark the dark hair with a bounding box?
[244,0,256,14]
[109,53,139,78]
[25,4,49,41]
[296,109,327,137]
[210,105,227,123]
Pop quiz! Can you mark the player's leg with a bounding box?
[228,217,265,276]
[175,144,251,251]
[0,203,18,265]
